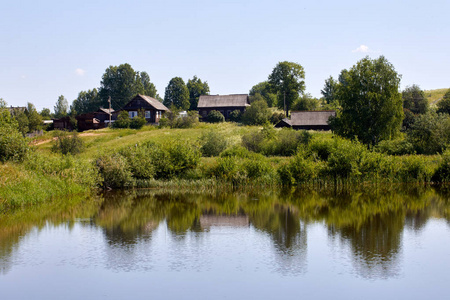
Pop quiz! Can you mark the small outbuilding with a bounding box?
[76,108,114,131]
[197,94,250,120]
[276,110,336,130]
[114,94,169,124]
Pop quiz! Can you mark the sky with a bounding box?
[1,0,449,111]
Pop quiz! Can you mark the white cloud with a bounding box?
[21,75,26,79]
[352,45,370,53]
[75,68,86,76]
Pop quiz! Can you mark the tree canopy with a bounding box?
[268,61,305,117]
[331,56,403,145]
[249,81,277,107]
[321,76,338,105]
[402,84,428,114]
[187,76,209,110]
[54,95,69,119]
[164,77,190,110]
[98,64,157,109]
[72,88,101,115]
[437,89,450,115]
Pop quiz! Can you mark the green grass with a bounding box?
[424,88,449,105]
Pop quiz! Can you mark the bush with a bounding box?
[199,130,228,157]
[119,145,155,180]
[326,138,366,179]
[220,145,253,158]
[270,111,285,125]
[113,111,131,128]
[177,111,199,128]
[407,111,450,154]
[241,100,271,125]
[376,138,415,155]
[243,158,271,179]
[307,138,334,161]
[210,157,246,184]
[51,131,84,155]
[0,125,29,162]
[265,128,311,156]
[207,110,225,123]
[96,154,133,189]
[229,110,242,122]
[277,153,320,185]
[432,150,450,182]
[242,129,265,153]
[129,116,146,129]
[398,156,434,182]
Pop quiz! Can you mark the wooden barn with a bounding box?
[76,108,114,131]
[114,94,169,124]
[197,94,250,120]
[276,111,336,130]
[52,116,74,131]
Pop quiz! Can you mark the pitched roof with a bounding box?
[97,108,114,114]
[289,111,336,126]
[197,94,250,108]
[136,94,169,111]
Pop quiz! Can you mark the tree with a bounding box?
[292,93,320,111]
[187,76,210,110]
[249,81,277,107]
[332,56,403,145]
[321,76,338,104]
[113,110,131,128]
[26,102,42,132]
[268,61,306,117]
[99,64,157,109]
[164,77,190,110]
[407,111,450,154]
[72,88,101,114]
[40,108,52,120]
[241,100,271,125]
[437,89,450,115]
[402,84,428,114]
[54,95,69,119]
[0,98,7,108]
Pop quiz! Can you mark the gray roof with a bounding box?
[289,111,336,126]
[197,94,250,108]
[97,108,114,114]
[138,94,169,111]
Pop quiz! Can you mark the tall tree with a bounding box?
[321,76,338,104]
[402,84,428,114]
[40,108,52,120]
[437,89,450,115]
[331,56,403,145]
[54,95,69,119]
[249,81,277,107]
[72,88,101,114]
[187,76,210,110]
[164,77,190,110]
[268,61,306,117]
[98,64,157,109]
[25,102,42,132]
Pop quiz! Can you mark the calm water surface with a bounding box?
[1,187,449,299]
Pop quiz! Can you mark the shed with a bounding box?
[197,94,250,120]
[276,111,336,130]
[76,108,114,131]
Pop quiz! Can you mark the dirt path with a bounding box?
[31,132,105,145]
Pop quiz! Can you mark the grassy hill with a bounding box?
[424,88,448,105]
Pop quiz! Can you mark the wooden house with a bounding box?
[197,94,250,120]
[276,111,336,130]
[114,94,169,124]
[76,108,114,131]
[52,116,74,131]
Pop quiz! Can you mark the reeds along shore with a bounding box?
[2,123,450,212]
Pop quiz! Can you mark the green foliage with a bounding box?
[129,116,146,129]
[164,77,190,110]
[40,108,52,120]
[51,131,85,155]
[241,100,271,125]
[321,76,338,104]
[210,157,242,182]
[277,153,319,185]
[96,154,133,189]
[402,84,428,114]
[0,107,18,129]
[220,145,253,158]
[376,138,415,155]
[199,130,228,157]
[159,109,199,128]
[407,111,450,154]
[292,93,320,111]
[119,145,155,180]
[326,138,366,178]
[243,158,271,179]
[113,111,131,128]
[268,61,306,117]
[307,138,334,161]
[187,75,210,110]
[98,64,156,109]
[332,56,403,145]
[241,129,265,153]
[249,81,277,107]
[397,156,434,182]
[72,89,101,115]
[432,150,450,182]
[0,126,29,162]
[402,108,416,131]
[229,110,242,122]
[54,95,69,119]
[207,110,225,123]
[26,103,42,132]
[437,89,450,115]
[270,111,285,125]
[13,110,29,135]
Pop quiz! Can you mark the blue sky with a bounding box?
[1,0,449,111]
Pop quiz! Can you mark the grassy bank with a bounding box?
[2,122,450,211]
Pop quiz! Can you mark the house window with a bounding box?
[157,111,161,118]
[145,111,151,119]
[129,111,137,118]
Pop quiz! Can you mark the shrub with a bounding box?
[210,157,245,184]
[207,110,225,123]
[119,145,155,180]
[242,129,265,153]
[241,100,271,125]
[376,138,415,155]
[432,150,450,182]
[176,111,199,128]
[326,138,366,179]
[0,125,29,162]
[129,116,146,129]
[113,111,131,128]
[266,129,311,156]
[270,111,285,125]
[277,153,320,185]
[243,157,271,179]
[398,156,434,182]
[220,145,253,158]
[308,138,334,161]
[199,130,228,157]
[229,110,242,122]
[51,131,84,155]
[96,154,133,189]
[407,111,450,154]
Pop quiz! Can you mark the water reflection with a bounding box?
[1,186,450,278]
